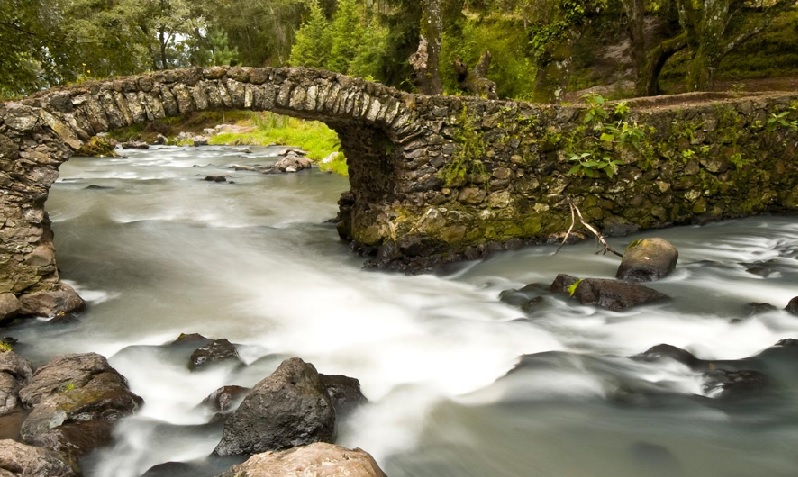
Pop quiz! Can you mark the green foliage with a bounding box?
[0,341,13,352]
[208,112,346,175]
[567,278,582,296]
[441,15,537,99]
[766,111,798,132]
[564,94,647,179]
[289,0,388,80]
[290,0,332,68]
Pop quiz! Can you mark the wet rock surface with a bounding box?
[551,274,668,311]
[616,238,678,282]
[0,439,78,477]
[214,357,335,456]
[215,443,387,477]
[17,353,142,458]
[189,339,243,371]
[202,385,250,413]
[320,374,367,417]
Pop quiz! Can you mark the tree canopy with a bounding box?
[1,0,796,100]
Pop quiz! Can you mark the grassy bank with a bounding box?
[109,111,348,175]
[208,113,347,175]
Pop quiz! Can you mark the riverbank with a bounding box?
[106,111,348,176]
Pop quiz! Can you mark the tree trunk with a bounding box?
[453,51,497,99]
[641,33,687,95]
[409,0,443,95]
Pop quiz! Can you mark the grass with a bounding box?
[108,110,349,175]
[208,112,348,176]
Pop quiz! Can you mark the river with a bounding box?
[6,146,798,477]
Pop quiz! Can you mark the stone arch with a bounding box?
[0,67,421,319]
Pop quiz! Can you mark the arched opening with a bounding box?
[0,67,415,319]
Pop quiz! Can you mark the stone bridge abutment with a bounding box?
[2,66,798,319]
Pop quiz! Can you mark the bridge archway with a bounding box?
[0,67,421,318]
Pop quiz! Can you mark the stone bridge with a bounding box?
[1,66,798,319]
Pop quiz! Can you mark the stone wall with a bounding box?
[1,67,797,318]
[358,91,798,270]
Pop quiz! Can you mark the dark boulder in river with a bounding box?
[616,238,678,282]
[189,339,243,371]
[215,442,386,477]
[551,274,668,312]
[320,374,367,417]
[202,385,250,413]
[0,439,78,477]
[214,357,335,456]
[17,353,142,458]
[704,369,768,399]
[786,296,798,315]
[634,344,700,367]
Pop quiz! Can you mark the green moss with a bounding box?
[440,106,488,187]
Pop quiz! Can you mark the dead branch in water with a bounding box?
[556,196,624,258]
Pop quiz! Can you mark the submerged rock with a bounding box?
[189,339,243,371]
[704,369,768,399]
[634,344,699,367]
[204,176,227,183]
[786,296,798,316]
[214,357,335,456]
[551,274,668,312]
[616,238,678,282]
[18,353,142,458]
[215,443,386,477]
[320,374,367,417]
[0,439,78,477]
[202,385,250,413]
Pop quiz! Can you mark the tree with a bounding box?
[329,0,364,72]
[0,0,60,96]
[409,0,444,94]
[524,0,608,101]
[289,0,332,68]
[679,0,795,91]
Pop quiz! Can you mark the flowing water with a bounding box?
[6,146,798,477]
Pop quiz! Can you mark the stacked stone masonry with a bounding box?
[1,67,797,317]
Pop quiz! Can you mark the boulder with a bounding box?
[0,296,22,325]
[0,439,78,477]
[188,339,243,371]
[0,352,32,417]
[214,357,335,456]
[215,443,386,477]
[17,284,85,319]
[742,302,778,317]
[786,296,798,316]
[320,375,367,417]
[201,385,250,413]
[634,344,699,367]
[616,238,678,282]
[704,369,768,399]
[18,353,142,457]
[551,274,668,312]
[121,140,150,150]
[273,156,312,173]
[203,176,227,183]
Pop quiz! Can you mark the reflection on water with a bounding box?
[7,146,798,477]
